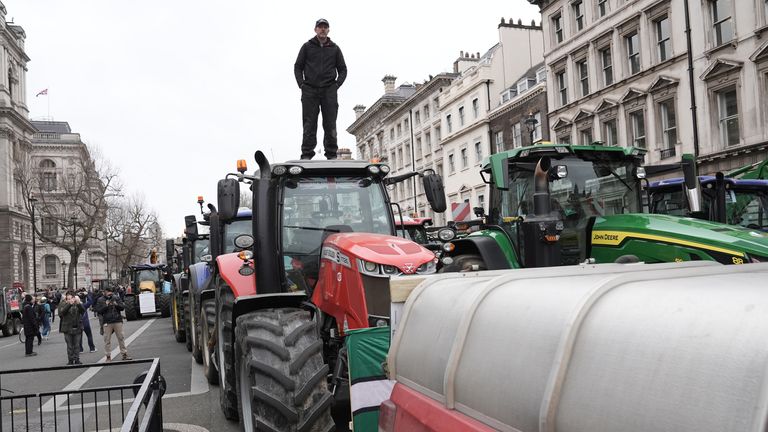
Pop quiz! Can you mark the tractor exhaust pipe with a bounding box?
[533,156,552,216]
[681,153,703,216]
[253,151,281,294]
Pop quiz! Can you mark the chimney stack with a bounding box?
[382,75,397,94]
[353,104,366,119]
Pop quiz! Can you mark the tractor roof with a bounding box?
[129,264,166,271]
[271,159,388,176]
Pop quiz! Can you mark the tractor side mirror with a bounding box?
[473,207,484,218]
[422,173,447,213]
[217,178,241,222]
[165,239,174,263]
[184,215,198,242]
[234,234,254,249]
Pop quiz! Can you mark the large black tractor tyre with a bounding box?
[157,293,171,318]
[234,308,334,432]
[217,285,238,420]
[124,296,139,321]
[201,299,219,385]
[439,254,487,273]
[172,294,186,343]
[183,294,193,352]
[192,298,203,364]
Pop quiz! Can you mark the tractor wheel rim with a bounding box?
[239,354,253,431]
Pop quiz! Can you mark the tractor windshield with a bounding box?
[223,219,251,253]
[136,269,162,283]
[650,185,768,230]
[491,154,641,265]
[281,176,391,287]
[193,239,210,263]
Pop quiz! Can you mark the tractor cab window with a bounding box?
[136,269,162,282]
[281,176,391,288]
[493,154,640,264]
[400,225,428,244]
[193,239,210,263]
[724,190,768,230]
[223,219,251,253]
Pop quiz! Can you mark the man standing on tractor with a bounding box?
[94,286,132,362]
[294,18,347,160]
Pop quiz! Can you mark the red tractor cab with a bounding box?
[210,151,446,430]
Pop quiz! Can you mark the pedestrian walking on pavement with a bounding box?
[33,297,43,345]
[50,289,62,324]
[21,294,38,356]
[59,291,85,365]
[40,297,51,340]
[94,287,132,362]
[294,18,347,161]
[79,290,97,353]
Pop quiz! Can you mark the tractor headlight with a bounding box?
[382,265,399,275]
[380,164,390,175]
[368,165,381,175]
[437,228,456,241]
[288,166,303,176]
[272,165,287,176]
[416,258,438,275]
[358,259,382,276]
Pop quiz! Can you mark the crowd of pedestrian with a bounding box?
[21,284,131,364]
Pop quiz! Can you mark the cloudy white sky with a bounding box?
[9,0,540,235]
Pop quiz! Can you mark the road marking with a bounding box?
[161,359,210,399]
[40,319,156,412]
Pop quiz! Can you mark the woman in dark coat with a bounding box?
[21,294,38,356]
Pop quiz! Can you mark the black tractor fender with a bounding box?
[231,292,308,325]
[449,237,512,270]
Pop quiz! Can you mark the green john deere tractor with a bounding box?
[442,143,768,271]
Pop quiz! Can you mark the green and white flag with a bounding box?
[346,326,395,432]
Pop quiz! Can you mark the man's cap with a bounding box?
[315,18,329,27]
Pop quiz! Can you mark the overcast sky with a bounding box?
[9,0,540,236]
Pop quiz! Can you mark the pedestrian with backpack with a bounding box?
[40,297,51,340]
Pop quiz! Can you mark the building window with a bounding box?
[655,15,671,62]
[472,98,479,118]
[626,31,641,75]
[424,104,430,118]
[448,153,456,173]
[577,59,589,96]
[556,70,568,106]
[474,141,483,162]
[42,217,58,237]
[397,124,402,137]
[553,13,564,43]
[536,67,547,82]
[416,138,422,160]
[404,118,409,130]
[711,0,734,46]
[415,111,421,125]
[446,115,453,133]
[398,148,404,167]
[513,123,522,147]
[517,79,529,94]
[461,148,468,168]
[628,110,646,148]
[558,134,572,144]
[580,128,593,145]
[390,128,394,140]
[425,132,432,148]
[391,152,397,170]
[573,1,585,31]
[658,99,678,149]
[717,86,740,146]
[601,47,613,87]
[459,106,465,126]
[42,172,57,191]
[494,131,504,152]
[44,255,58,275]
[603,119,618,146]
[533,112,542,141]
[598,0,609,17]
[478,194,485,210]
[765,0,768,20]
[435,126,441,142]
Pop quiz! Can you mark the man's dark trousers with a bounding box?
[24,333,34,355]
[65,332,82,364]
[301,84,338,159]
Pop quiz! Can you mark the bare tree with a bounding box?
[17,144,122,289]
[106,194,163,277]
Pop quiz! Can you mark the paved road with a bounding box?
[0,314,240,432]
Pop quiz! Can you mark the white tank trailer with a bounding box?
[388,261,768,432]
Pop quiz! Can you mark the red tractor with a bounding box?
[210,152,445,430]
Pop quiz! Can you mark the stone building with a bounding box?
[0,3,36,293]
[348,19,544,223]
[30,121,107,292]
[529,0,768,174]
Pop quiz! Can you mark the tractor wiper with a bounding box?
[284,225,341,233]
[609,169,633,192]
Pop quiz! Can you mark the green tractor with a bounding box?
[442,143,768,270]
[123,264,172,320]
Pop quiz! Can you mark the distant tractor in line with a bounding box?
[123,264,172,321]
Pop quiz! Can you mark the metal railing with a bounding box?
[0,358,164,432]
[660,147,677,159]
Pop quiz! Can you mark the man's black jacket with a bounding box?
[94,294,125,324]
[294,37,347,89]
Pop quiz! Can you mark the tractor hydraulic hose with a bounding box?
[533,156,552,216]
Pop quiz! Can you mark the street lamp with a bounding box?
[61,261,67,289]
[524,112,539,145]
[70,215,78,290]
[29,195,38,293]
